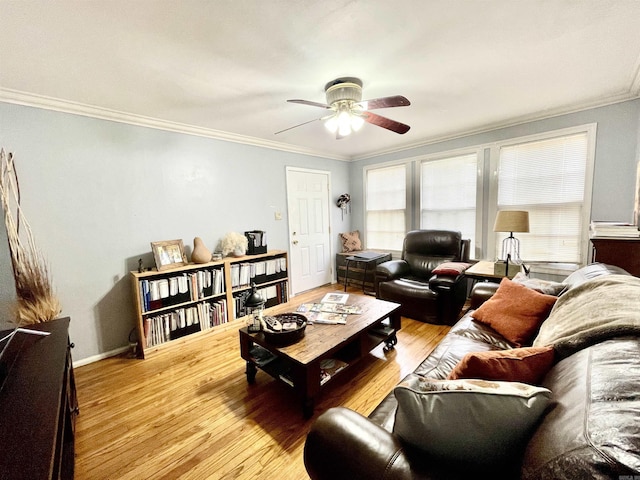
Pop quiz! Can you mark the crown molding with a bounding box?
[0,88,350,162]
[353,91,640,161]
[2,87,638,164]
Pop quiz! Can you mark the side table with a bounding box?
[338,251,391,295]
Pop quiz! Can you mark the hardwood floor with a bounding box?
[73,285,449,480]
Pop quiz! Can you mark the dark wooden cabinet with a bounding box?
[591,237,640,277]
[0,317,77,479]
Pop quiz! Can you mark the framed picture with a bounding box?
[151,240,188,271]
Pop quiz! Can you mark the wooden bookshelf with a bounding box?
[131,250,288,358]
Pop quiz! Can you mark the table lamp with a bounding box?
[493,210,529,277]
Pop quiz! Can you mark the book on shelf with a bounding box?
[590,221,640,238]
[143,298,228,348]
[139,267,224,312]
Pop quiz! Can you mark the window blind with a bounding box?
[366,164,406,250]
[497,132,588,263]
[421,153,478,249]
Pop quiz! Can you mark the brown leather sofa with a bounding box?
[304,263,640,479]
[375,230,470,325]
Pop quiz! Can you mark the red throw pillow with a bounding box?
[447,346,556,385]
[432,262,472,276]
[471,278,557,347]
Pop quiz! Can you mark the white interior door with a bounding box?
[286,168,333,295]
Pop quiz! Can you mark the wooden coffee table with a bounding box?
[239,292,401,417]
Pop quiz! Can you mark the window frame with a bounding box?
[363,160,412,253]
[487,123,597,268]
[418,147,484,259]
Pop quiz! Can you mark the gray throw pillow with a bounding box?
[393,375,552,466]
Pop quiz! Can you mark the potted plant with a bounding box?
[217,232,249,257]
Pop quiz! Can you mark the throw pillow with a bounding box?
[472,278,557,347]
[447,346,556,385]
[393,375,552,466]
[512,272,566,296]
[432,262,472,276]
[340,230,362,252]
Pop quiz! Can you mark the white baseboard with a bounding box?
[72,345,130,367]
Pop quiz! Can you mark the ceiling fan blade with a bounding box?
[287,99,331,109]
[357,95,410,110]
[362,111,410,134]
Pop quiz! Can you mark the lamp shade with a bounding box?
[493,210,530,233]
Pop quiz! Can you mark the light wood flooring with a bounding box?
[73,285,449,480]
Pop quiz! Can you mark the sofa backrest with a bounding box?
[562,262,630,292]
[402,230,466,279]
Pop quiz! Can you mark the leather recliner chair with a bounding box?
[375,230,470,325]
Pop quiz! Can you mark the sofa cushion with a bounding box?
[522,337,640,479]
[393,376,552,467]
[447,345,556,385]
[512,272,566,296]
[472,278,557,347]
[339,230,361,252]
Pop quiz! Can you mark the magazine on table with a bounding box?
[312,312,347,324]
[320,293,349,304]
[297,303,362,315]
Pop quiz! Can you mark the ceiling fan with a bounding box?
[275,77,411,138]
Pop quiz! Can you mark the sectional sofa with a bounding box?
[304,263,640,479]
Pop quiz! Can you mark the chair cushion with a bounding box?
[472,278,557,347]
[393,375,552,467]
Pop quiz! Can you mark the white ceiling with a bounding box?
[2,0,640,161]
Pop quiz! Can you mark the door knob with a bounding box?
[292,240,299,245]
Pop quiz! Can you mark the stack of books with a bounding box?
[590,221,640,238]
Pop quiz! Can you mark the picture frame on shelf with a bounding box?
[151,239,188,271]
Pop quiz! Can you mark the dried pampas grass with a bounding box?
[0,148,61,325]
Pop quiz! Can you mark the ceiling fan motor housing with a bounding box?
[325,77,363,106]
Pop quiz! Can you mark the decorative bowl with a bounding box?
[262,313,306,346]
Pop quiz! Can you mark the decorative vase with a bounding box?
[232,247,246,257]
[191,237,212,264]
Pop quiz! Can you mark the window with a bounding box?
[420,152,479,249]
[494,128,593,264]
[365,163,407,251]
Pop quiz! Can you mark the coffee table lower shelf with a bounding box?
[239,304,400,418]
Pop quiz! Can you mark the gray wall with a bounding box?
[348,99,640,256]
[0,102,351,361]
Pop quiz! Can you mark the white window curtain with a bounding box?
[496,132,589,264]
[366,164,407,251]
[420,153,478,249]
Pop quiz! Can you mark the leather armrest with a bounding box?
[469,282,499,309]
[429,274,463,292]
[304,407,415,480]
[375,260,410,282]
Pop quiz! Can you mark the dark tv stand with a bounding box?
[0,317,78,479]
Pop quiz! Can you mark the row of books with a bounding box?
[230,257,287,288]
[143,299,228,348]
[590,221,640,238]
[138,268,225,312]
[232,281,288,318]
